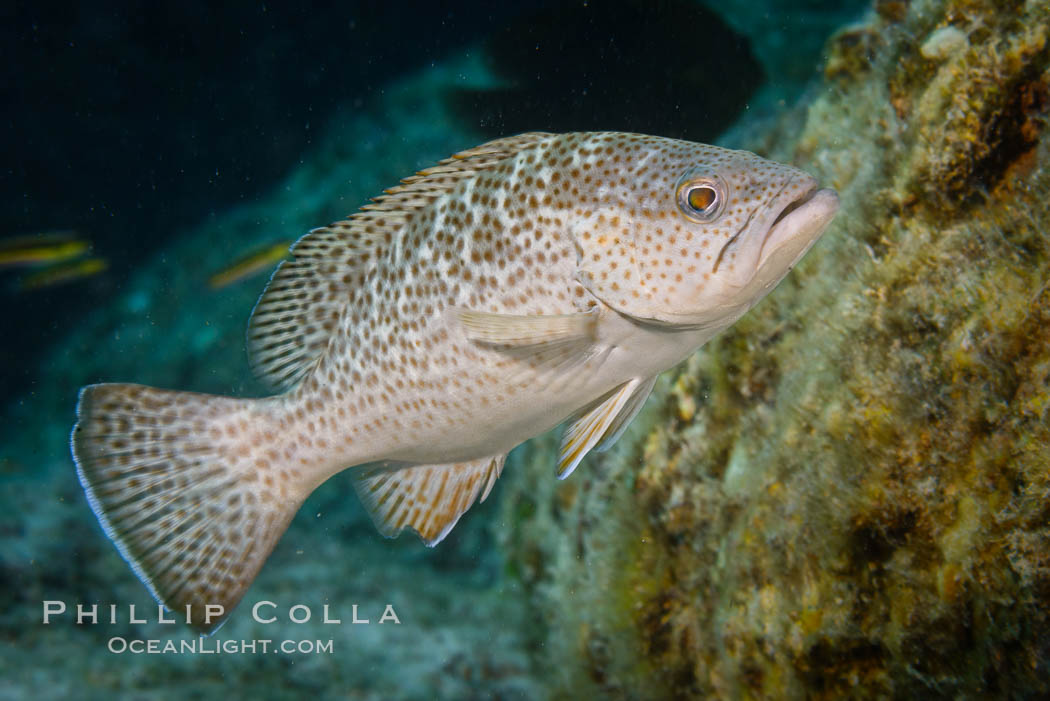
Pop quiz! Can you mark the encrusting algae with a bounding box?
[498,0,1050,698]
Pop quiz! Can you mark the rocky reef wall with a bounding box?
[498,0,1050,697]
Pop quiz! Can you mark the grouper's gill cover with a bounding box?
[71,132,839,632]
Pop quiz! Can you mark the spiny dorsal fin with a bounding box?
[247,132,555,391]
[352,455,507,546]
[558,375,657,479]
[360,131,554,216]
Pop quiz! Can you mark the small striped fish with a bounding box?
[71,132,838,631]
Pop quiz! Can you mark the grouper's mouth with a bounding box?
[756,186,839,281]
[768,184,819,232]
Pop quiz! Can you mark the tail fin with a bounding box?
[71,383,301,634]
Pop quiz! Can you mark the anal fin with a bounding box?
[352,455,507,546]
[558,375,657,479]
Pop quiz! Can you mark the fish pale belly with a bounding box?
[349,309,725,466]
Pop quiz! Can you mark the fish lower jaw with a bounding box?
[761,188,838,255]
[754,187,839,282]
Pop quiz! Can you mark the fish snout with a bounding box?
[752,187,839,290]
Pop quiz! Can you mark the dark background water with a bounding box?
[2,0,529,396]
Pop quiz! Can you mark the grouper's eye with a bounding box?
[675,174,727,223]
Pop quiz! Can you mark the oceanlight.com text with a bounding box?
[107,637,334,655]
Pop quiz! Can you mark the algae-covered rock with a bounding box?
[499,0,1050,697]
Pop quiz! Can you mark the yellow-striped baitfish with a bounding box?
[0,231,88,268]
[208,239,294,290]
[18,256,107,291]
[71,132,839,631]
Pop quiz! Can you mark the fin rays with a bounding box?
[453,307,604,392]
[72,383,302,633]
[352,455,507,546]
[558,375,657,479]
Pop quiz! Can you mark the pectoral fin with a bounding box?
[453,307,598,348]
[558,375,657,479]
[352,455,507,546]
